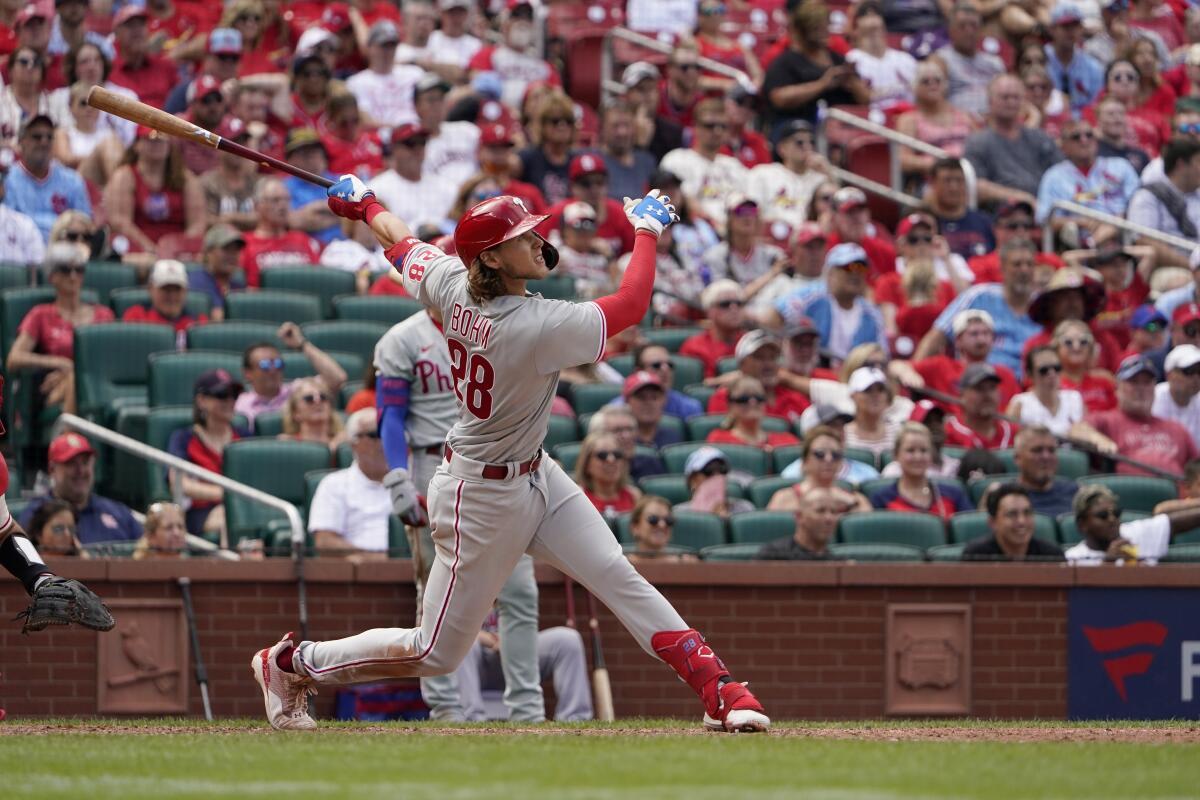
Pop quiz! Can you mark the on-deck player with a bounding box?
[251,176,770,733]
[374,298,546,722]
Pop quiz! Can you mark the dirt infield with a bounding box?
[2,720,1197,743]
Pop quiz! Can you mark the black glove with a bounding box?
[16,576,116,634]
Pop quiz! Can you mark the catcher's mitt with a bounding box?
[16,576,115,634]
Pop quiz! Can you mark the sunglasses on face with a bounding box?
[1183,364,1200,377]
[699,462,730,477]
[217,53,241,63]
[906,234,933,245]
[1001,220,1035,231]
[14,56,41,68]
[1060,337,1093,349]
[730,394,766,405]
[62,230,90,242]
[841,261,870,275]
[355,431,381,440]
[715,299,743,309]
[236,14,262,23]
[809,448,844,462]
[1090,507,1123,521]
[544,117,573,127]
[1036,363,1063,376]
[298,69,329,79]
[643,360,672,371]
[698,120,728,130]
[257,357,284,370]
[645,514,674,527]
[53,265,85,276]
[300,392,330,405]
[1065,130,1095,141]
[676,63,701,72]
[399,138,429,148]
[1184,324,1200,338]
[576,177,606,189]
[1110,72,1138,83]
[25,132,52,142]
[592,450,625,462]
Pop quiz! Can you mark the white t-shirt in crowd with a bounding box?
[1063,514,1172,565]
[746,162,826,226]
[394,42,432,66]
[828,300,863,360]
[426,30,483,68]
[845,47,917,110]
[659,148,749,228]
[626,0,697,34]
[1152,382,1200,450]
[370,168,456,231]
[345,65,424,127]
[1009,389,1085,438]
[307,463,392,552]
[0,204,46,266]
[424,121,481,191]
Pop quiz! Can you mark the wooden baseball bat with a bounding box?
[178,577,213,721]
[564,575,576,628]
[585,591,615,722]
[86,85,334,189]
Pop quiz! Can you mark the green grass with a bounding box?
[2,719,1198,800]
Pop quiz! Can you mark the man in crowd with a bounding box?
[346,20,424,128]
[108,5,175,109]
[935,3,1005,116]
[1066,483,1200,564]
[660,97,749,228]
[680,280,747,378]
[370,122,454,231]
[898,310,1020,408]
[619,61,683,161]
[1037,119,1138,246]
[235,324,348,427]
[466,1,560,108]
[19,433,142,545]
[1012,425,1079,516]
[927,158,996,259]
[426,0,483,78]
[609,343,704,418]
[165,27,243,114]
[1126,138,1200,271]
[1152,344,1200,449]
[1086,354,1199,477]
[967,200,1063,283]
[746,225,828,320]
[962,484,1064,561]
[4,115,89,242]
[415,72,481,194]
[0,149,43,265]
[657,42,704,128]
[588,406,666,480]
[757,486,840,560]
[592,98,657,203]
[1096,98,1149,174]
[545,155,634,255]
[943,363,1019,449]
[308,409,391,560]
[190,224,246,321]
[623,371,682,450]
[723,83,771,169]
[476,123,546,211]
[708,330,811,422]
[121,259,208,333]
[1044,2,1103,112]
[1125,304,1169,358]
[239,178,321,288]
[747,120,829,227]
[965,75,1062,210]
[282,129,342,247]
[824,187,895,278]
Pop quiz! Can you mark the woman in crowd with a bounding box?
[1007,345,1087,437]
[279,376,346,451]
[575,431,641,520]
[6,243,113,415]
[1055,319,1118,412]
[784,343,915,424]
[168,369,253,542]
[27,499,84,557]
[706,375,801,451]
[223,0,279,77]
[518,90,579,207]
[895,57,977,177]
[694,0,763,87]
[0,47,53,146]
[49,42,136,147]
[626,495,698,564]
[767,425,872,513]
[843,366,901,458]
[103,126,207,255]
[868,422,970,520]
[287,41,335,135]
[1126,38,1176,123]
[1085,59,1168,156]
[1020,64,1070,141]
[701,196,784,284]
[133,502,188,560]
[445,173,505,233]
[52,81,122,176]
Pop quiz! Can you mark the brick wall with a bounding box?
[4,560,1194,720]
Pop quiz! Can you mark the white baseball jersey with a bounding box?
[658,149,748,229]
[396,240,606,463]
[375,310,459,449]
[345,66,424,128]
[424,122,481,193]
[746,162,826,226]
[370,168,457,231]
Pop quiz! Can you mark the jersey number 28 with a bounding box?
[447,339,494,419]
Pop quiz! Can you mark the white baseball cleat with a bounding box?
[703,681,771,733]
[251,632,317,731]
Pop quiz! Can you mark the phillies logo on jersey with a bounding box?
[413,359,454,394]
[1082,621,1168,701]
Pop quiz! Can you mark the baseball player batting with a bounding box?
[251,178,770,733]
[375,297,546,722]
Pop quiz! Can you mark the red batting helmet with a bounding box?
[453,195,558,270]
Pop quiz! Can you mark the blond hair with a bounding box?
[282,378,345,437]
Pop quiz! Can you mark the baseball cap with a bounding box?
[832,186,867,213]
[776,119,813,143]
[621,61,659,89]
[1129,304,1167,330]
[726,193,757,214]
[783,316,819,338]
[285,127,326,156]
[1115,353,1160,381]
[1085,242,1135,269]
[848,366,888,394]
[684,446,729,478]
[562,201,597,230]
[48,432,95,464]
[15,4,48,28]
[204,223,245,250]
[1172,302,1200,326]
[113,4,147,27]
[995,198,1035,219]
[799,400,855,435]
[1050,1,1084,24]
[414,71,451,99]
[896,212,935,239]
[960,362,1002,389]
[1027,267,1106,324]
[186,74,224,105]
[321,2,352,31]
[292,51,329,76]
[215,116,249,141]
[825,242,869,270]
[207,27,242,55]
[391,122,429,145]
[194,368,245,397]
[296,27,336,57]
[440,0,473,8]
[734,330,780,362]
[792,222,826,247]
[1165,344,1200,372]
[135,124,165,141]
[19,113,53,138]
[700,279,742,309]
[149,259,188,288]
[622,369,664,399]
[569,153,607,181]
[368,20,400,46]
[479,122,515,147]
[909,399,946,424]
[951,308,995,337]
[727,80,758,104]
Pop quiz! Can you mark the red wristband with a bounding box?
[363,199,385,225]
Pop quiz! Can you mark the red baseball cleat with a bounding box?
[703,681,770,733]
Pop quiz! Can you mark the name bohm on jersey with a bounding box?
[449,302,494,349]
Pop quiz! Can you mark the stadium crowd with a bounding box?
[1,0,1199,565]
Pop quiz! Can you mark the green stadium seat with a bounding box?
[74,324,175,421]
[336,442,353,468]
[186,320,283,352]
[748,475,794,508]
[658,414,686,441]
[606,354,635,376]
[339,380,364,410]
[1057,510,1149,545]
[1077,475,1178,514]
[1175,527,1200,545]
[255,411,285,437]
[112,404,149,508]
[771,444,803,474]
[661,441,769,476]
[613,512,634,543]
[845,447,879,470]
[571,382,622,414]
[1162,543,1200,562]
[967,473,1021,504]
[333,294,423,325]
[838,511,946,548]
[110,287,213,319]
[0,264,34,291]
[544,414,578,451]
[671,356,704,389]
[829,542,926,561]
[83,261,138,303]
[685,413,789,441]
[993,448,1017,472]
[927,542,967,561]
[527,275,577,300]
[1056,449,1090,479]
[260,266,357,318]
[223,439,332,545]
[715,355,739,375]
[682,383,716,409]
[144,406,194,502]
[226,289,322,325]
[149,351,242,407]
[299,320,388,368]
[947,511,1058,544]
[728,510,795,544]
[665,510,728,550]
[699,543,764,561]
[622,542,697,558]
[643,327,701,352]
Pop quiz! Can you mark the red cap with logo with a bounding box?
[1174,302,1200,326]
[479,122,515,147]
[792,221,826,246]
[896,212,935,239]
[188,75,224,104]
[321,2,352,30]
[568,153,607,181]
[15,3,48,28]
[49,432,96,465]
[113,4,148,27]
[622,370,664,399]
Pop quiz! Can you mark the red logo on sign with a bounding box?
[1082,621,1168,702]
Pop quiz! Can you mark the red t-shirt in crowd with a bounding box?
[543,198,635,255]
[679,329,744,378]
[721,128,772,169]
[825,232,896,279]
[324,130,384,178]
[943,415,1018,450]
[707,385,811,422]
[110,51,177,110]
[1062,372,1117,412]
[345,388,375,414]
[967,251,1063,284]
[912,355,1021,410]
[17,303,115,360]
[706,428,801,450]
[1093,272,1150,351]
[1087,410,1199,478]
[584,486,638,518]
[873,272,956,312]
[121,304,209,333]
[240,230,322,287]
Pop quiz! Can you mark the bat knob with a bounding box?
[177,577,191,587]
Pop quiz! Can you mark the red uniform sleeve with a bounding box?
[593,231,658,336]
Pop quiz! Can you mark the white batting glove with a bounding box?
[327,174,382,222]
[382,467,422,522]
[623,189,679,237]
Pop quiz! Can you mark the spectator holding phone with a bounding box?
[674,446,754,518]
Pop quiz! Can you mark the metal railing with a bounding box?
[59,413,311,640]
[1042,200,1198,254]
[819,107,978,209]
[600,27,753,105]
